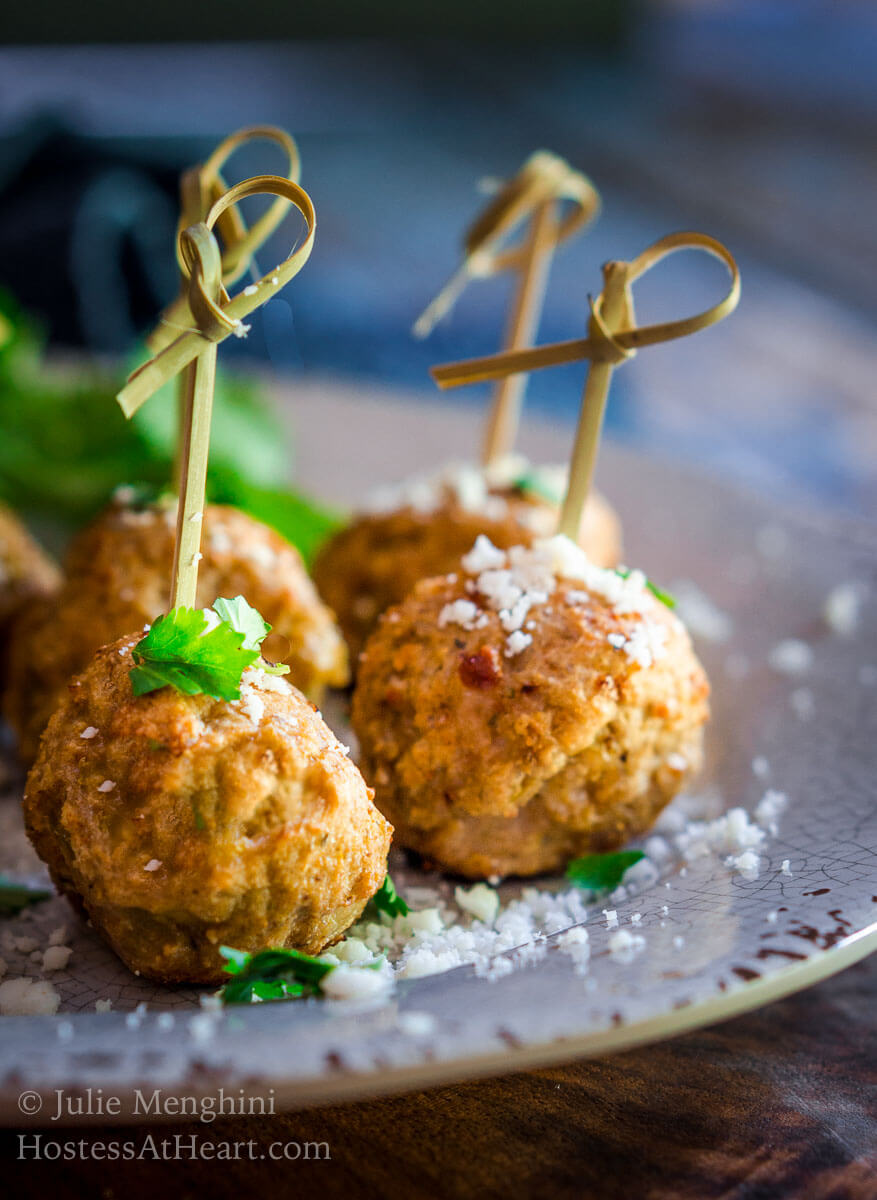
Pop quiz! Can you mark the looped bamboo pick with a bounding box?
[431,231,740,539]
[150,125,301,353]
[414,151,600,468]
[116,173,316,610]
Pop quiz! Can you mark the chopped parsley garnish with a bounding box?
[566,850,646,893]
[219,945,334,1004]
[130,596,288,700]
[211,596,289,675]
[616,568,676,609]
[370,874,409,919]
[0,876,51,916]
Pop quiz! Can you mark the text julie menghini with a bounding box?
[19,1086,283,1123]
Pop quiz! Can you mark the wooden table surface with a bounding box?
[3,952,874,1198]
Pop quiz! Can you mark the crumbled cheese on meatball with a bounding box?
[504,631,532,657]
[144,859,162,873]
[80,726,98,740]
[450,535,671,660]
[97,780,116,793]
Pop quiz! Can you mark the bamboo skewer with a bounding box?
[558,260,631,540]
[152,127,301,492]
[429,231,741,542]
[414,151,600,469]
[116,173,316,611]
[481,198,557,467]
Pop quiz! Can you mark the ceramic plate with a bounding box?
[2,381,875,1125]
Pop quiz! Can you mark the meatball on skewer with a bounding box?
[314,457,620,663]
[5,497,348,764]
[25,606,391,983]
[352,534,707,879]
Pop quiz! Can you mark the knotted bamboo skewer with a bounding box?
[117,174,316,610]
[414,151,600,468]
[431,231,741,540]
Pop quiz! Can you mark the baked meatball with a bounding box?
[4,499,348,763]
[352,534,708,879]
[314,459,621,662]
[0,503,60,661]
[24,634,392,983]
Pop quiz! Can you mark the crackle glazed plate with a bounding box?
[1,381,876,1125]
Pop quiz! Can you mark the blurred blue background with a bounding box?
[0,1,875,518]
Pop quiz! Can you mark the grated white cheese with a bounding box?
[41,945,72,972]
[755,789,787,836]
[80,727,98,740]
[607,929,646,962]
[0,977,60,1015]
[442,535,672,661]
[97,780,116,793]
[454,883,499,926]
[144,859,162,873]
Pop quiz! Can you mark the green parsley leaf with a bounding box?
[616,568,676,609]
[565,850,646,893]
[211,596,270,651]
[370,874,409,919]
[130,607,259,701]
[219,945,334,1005]
[0,876,51,916]
[212,595,290,676]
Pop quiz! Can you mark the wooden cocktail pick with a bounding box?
[149,126,301,354]
[146,127,302,490]
[413,151,600,468]
[431,231,740,539]
[117,173,316,610]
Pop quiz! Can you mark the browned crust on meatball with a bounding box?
[0,504,61,653]
[314,488,621,662]
[24,636,392,984]
[351,575,709,879]
[4,502,348,764]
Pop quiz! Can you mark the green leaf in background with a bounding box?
[0,293,342,566]
[0,876,51,916]
[208,472,345,566]
[219,945,334,1004]
[127,357,289,491]
[565,850,646,893]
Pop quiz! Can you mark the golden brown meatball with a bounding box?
[314,460,621,662]
[24,634,392,983]
[4,499,348,763]
[352,535,708,879]
[0,503,60,659]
